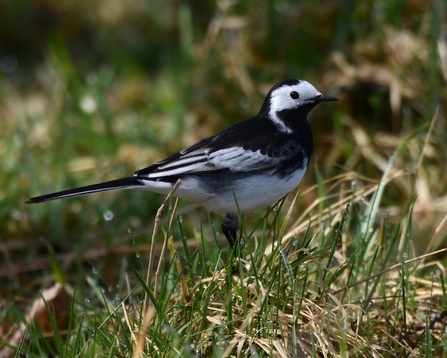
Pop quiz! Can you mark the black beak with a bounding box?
[315,94,338,103]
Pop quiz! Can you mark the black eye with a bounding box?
[290,91,299,99]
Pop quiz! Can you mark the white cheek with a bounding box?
[271,95,298,110]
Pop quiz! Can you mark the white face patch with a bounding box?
[269,80,322,133]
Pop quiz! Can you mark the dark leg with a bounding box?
[221,213,239,249]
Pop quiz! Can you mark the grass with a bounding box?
[5,166,447,357]
[1,0,447,356]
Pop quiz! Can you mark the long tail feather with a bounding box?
[26,177,144,204]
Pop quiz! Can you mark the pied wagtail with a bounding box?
[26,79,337,250]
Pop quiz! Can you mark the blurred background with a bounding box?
[0,0,446,298]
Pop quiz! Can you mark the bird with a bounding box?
[26,79,337,250]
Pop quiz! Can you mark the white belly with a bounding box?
[201,169,307,214]
[138,167,307,215]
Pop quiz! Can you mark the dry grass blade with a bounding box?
[144,179,182,314]
[269,169,408,255]
[154,197,180,300]
[132,306,156,358]
[424,213,447,256]
[416,106,440,171]
[333,247,447,295]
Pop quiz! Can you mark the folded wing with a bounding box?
[133,140,295,180]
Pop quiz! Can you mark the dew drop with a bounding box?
[239,97,250,108]
[80,95,97,114]
[103,210,114,221]
[350,180,356,190]
[127,228,132,234]
[1,54,18,74]
[10,208,23,221]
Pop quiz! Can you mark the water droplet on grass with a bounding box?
[10,208,23,220]
[1,54,18,74]
[239,97,250,108]
[103,210,114,221]
[80,95,97,113]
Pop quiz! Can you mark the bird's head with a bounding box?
[258,79,337,132]
[261,79,337,113]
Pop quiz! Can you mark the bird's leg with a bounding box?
[221,213,239,250]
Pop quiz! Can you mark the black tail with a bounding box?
[26,177,145,204]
